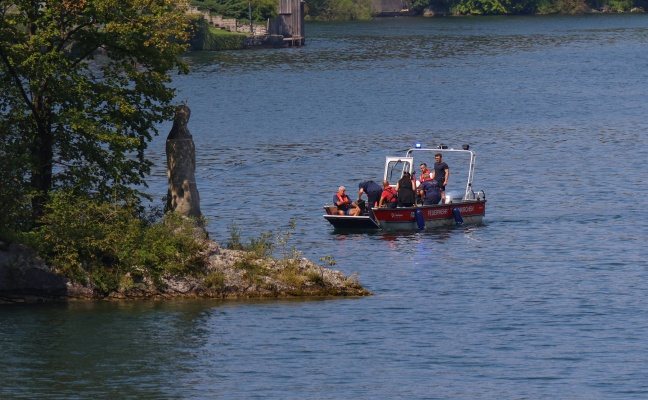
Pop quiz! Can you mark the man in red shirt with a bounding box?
[378,180,398,209]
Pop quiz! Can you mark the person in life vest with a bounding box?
[419,163,433,182]
[431,153,450,203]
[333,186,360,216]
[378,180,398,209]
[418,173,441,205]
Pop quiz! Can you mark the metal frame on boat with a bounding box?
[323,144,486,231]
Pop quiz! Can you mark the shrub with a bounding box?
[20,191,208,294]
[204,271,225,289]
[189,17,246,51]
[225,223,274,258]
[607,0,633,10]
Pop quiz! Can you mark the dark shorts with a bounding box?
[368,193,381,208]
[385,202,397,209]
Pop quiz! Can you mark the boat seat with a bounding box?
[324,206,338,215]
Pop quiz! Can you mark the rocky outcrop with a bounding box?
[0,241,371,304]
[0,243,68,302]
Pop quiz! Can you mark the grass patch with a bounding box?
[209,27,247,36]
[224,221,332,289]
[204,271,225,289]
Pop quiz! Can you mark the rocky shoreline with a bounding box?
[0,240,371,304]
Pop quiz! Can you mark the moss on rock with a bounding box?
[0,240,371,304]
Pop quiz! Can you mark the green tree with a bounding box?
[0,0,190,230]
[252,0,279,21]
[320,0,374,20]
[455,0,535,14]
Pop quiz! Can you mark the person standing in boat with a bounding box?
[378,180,398,209]
[396,171,416,207]
[358,180,383,209]
[431,153,450,203]
[418,174,441,205]
[333,186,360,216]
[419,163,433,183]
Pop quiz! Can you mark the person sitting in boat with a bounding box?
[333,186,360,216]
[396,172,416,207]
[358,180,383,209]
[418,174,441,205]
[378,180,398,209]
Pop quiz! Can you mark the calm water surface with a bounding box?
[3,14,648,399]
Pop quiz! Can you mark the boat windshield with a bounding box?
[384,158,412,183]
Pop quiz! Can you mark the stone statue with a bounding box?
[166,105,204,228]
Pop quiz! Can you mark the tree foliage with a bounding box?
[320,0,374,20]
[454,0,535,14]
[414,0,645,14]
[20,191,208,293]
[303,0,374,19]
[191,0,646,21]
[0,0,191,229]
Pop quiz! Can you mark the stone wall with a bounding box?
[187,7,267,35]
[243,35,286,48]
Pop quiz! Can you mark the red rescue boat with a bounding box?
[324,144,487,231]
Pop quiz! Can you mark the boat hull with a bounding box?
[323,214,380,230]
[371,200,486,231]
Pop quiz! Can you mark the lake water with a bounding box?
[3,14,648,399]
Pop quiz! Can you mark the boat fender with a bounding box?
[415,208,425,229]
[452,207,463,225]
